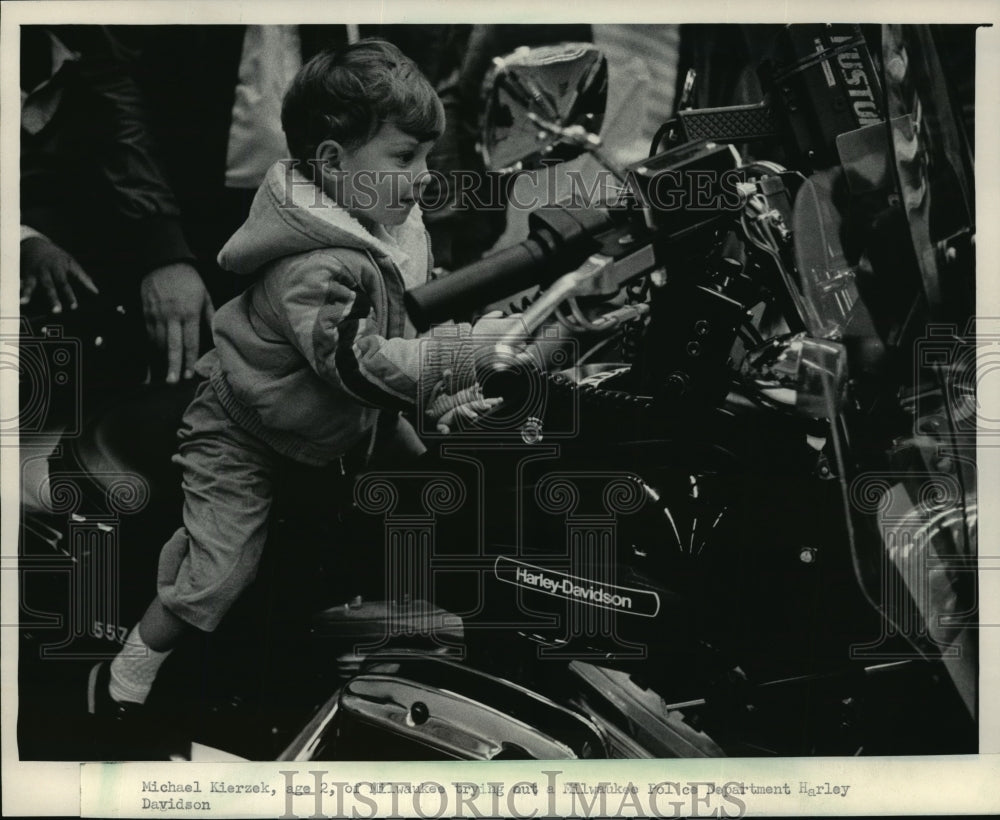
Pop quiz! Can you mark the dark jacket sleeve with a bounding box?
[55,26,196,273]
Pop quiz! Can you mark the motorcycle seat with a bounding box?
[311,598,464,643]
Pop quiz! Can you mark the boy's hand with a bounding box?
[423,312,539,433]
[425,370,503,434]
[140,263,215,383]
[20,236,99,314]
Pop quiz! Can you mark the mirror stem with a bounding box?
[524,111,628,184]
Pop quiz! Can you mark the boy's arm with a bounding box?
[273,257,478,409]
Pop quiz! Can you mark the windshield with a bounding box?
[802,24,978,716]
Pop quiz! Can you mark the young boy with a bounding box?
[87,39,501,751]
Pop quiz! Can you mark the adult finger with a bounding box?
[55,266,79,311]
[20,275,38,305]
[66,259,99,295]
[181,316,200,379]
[165,319,183,383]
[40,269,63,314]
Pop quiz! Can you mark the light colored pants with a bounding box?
[157,379,422,631]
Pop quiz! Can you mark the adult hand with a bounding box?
[20,236,99,313]
[140,263,215,383]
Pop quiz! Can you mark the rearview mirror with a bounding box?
[479,43,608,173]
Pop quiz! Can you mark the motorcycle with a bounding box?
[16,23,977,762]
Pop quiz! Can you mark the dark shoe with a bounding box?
[87,661,144,720]
[87,661,177,760]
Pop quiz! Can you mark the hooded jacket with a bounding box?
[202,161,469,465]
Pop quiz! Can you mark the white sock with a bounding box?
[108,626,173,704]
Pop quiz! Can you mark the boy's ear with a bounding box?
[316,139,346,172]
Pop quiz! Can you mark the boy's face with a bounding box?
[321,122,435,228]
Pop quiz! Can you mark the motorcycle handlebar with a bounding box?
[404,239,550,332]
[405,205,617,332]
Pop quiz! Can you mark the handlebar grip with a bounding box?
[406,204,616,331]
[405,239,549,332]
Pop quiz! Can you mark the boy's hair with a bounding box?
[282,38,445,173]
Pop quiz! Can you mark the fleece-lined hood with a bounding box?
[218,161,430,292]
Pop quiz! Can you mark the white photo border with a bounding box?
[2,0,998,816]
